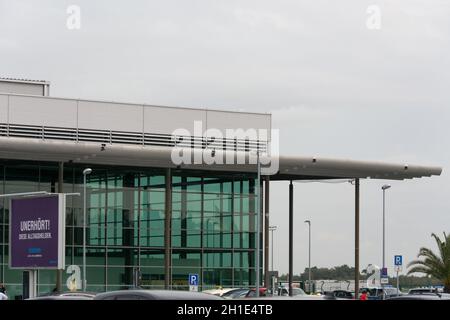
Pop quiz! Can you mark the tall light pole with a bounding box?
[269,226,277,272]
[82,168,92,291]
[381,184,391,299]
[269,225,277,296]
[304,220,311,294]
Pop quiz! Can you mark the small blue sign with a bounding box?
[28,247,42,254]
[394,255,402,266]
[381,267,388,277]
[189,274,199,286]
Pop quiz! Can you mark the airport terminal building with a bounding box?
[0,78,442,298]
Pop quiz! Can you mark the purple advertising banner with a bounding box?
[10,195,65,269]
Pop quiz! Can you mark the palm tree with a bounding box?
[407,232,450,293]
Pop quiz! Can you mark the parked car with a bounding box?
[221,288,250,299]
[94,289,223,300]
[27,291,96,300]
[387,293,450,300]
[245,288,268,298]
[252,294,330,300]
[359,287,400,300]
[202,287,239,297]
[408,287,441,295]
[324,290,354,299]
[276,287,307,296]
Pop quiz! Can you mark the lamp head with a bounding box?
[382,185,391,190]
[304,220,310,225]
[83,168,92,175]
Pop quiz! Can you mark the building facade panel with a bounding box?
[143,105,207,135]
[8,95,78,128]
[0,81,45,96]
[0,160,261,299]
[0,95,7,124]
[78,100,143,132]
[206,110,271,140]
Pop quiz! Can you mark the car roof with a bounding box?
[94,290,223,300]
[387,295,443,300]
[202,288,238,296]
[28,295,94,300]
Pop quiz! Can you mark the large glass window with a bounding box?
[0,161,260,298]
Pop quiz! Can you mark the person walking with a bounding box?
[0,283,8,300]
[359,289,368,301]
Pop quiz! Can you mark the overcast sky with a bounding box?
[1,0,449,276]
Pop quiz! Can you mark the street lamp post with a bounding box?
[304,220,311,294]
[82,168,92,291]
[381,184,391,299]
[269,226,277,271]
[269,225,277,296]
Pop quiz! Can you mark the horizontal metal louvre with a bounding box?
[0,123,267,152]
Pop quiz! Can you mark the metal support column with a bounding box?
[255,152,261,297]
[264,177,270,291]
[289,180,293,297]
[164,168,172,289]
[354,178,360,299]
[28,270,38,299]
[56,162,64,292]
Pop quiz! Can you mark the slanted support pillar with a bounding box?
[264,177,270,291]
[289,180,293,297]
[164,168,172,289]
[56,161,64,292]
[354,178,360,299]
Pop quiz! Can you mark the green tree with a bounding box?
[407,232,450,293]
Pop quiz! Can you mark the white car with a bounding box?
[276,287,307,296]
[202,288,238,297]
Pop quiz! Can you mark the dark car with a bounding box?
[245,288,268,298]
[27,291,96,300]
[408,287,440,295]
[94,289,224,300]
[359,287,400,300]
[276,287,307,297]
[324,290,354,299]
[28,295,94,300]
[387,293,450,300]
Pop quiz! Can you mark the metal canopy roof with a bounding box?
[275,155,442,180]
[0,137,442,181]
[0,77,50,84]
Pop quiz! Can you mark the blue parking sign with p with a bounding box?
[394,255,402,266]
[189,274,199,286]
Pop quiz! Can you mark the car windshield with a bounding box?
[222,289,248,298]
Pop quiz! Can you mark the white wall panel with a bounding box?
[143,106,206,135]
[2,93,271,141]
[206,111,271,140]
[0,82,44,96]
[78,101,143,132]
[8,96,77,127]
[0,95,8,124]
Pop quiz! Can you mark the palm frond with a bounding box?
[407,265,430,276]
[431,233,446,262]
[407,232,450,285]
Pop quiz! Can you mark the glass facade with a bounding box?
[0,160,262,299]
